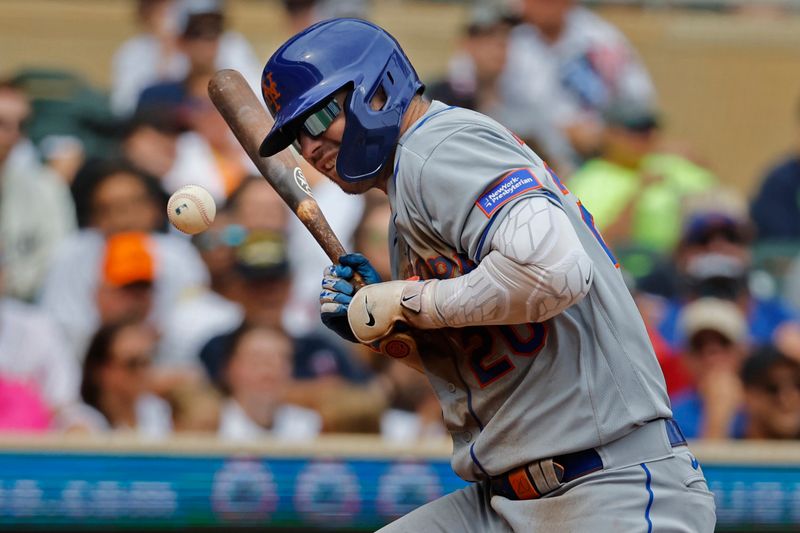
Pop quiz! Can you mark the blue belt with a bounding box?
[490,418,687,501]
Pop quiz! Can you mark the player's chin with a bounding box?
[327,173,374,195]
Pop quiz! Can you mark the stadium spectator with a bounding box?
[159,177,290,373]
[0,244,82,431]
[740,345,800,440]
[11,69,117,184]
[157,210,244,372]
[670,297,748,439]
[497,0,656,172]
[95,232,156,328]
[69,159,167,233]
[199,229,385,432]
[216,323,321,441]
[112,0,261,117]
[426,3,514,115]
[650,192,800,358]
[225,175,289,234]
[40,162,207,359]
[567,101,716,253]
[120,108,181,183]
[111,0,183,116]
[0,80,77,301]
[136,2,255,203]
[79,319,172,438]
[199,230,368,384]
[750,96,800,241]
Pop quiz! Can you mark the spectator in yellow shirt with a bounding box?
[568,101,716,253]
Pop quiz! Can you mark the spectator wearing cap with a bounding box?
[648,190,800,357]
[0,80,76,301]
[79,319,172,438]
[0,242,82,432]
[750,95,800,241]
[198,225,386,433]
[112,0,261,117]
[670,297,748,439]
[739,345,800,440]
[425,4,514,115]
[40,163,207,359]
[496,0,656,172]
[216,323,321,441]
[96,232,157,327]
[199,228,367,384]
[567,101,716,253]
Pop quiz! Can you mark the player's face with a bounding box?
[296,91,378,195]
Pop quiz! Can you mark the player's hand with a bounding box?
[347,280,430,344]
[320,253,382,342]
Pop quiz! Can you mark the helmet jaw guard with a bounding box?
[258,19,423,183]
[338,51,422,183]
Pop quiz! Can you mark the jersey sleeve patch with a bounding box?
[475,168,543,218]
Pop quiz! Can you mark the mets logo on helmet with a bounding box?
[262,71,282,112]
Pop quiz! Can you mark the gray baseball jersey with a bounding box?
[387,101,672,482]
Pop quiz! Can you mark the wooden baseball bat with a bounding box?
[208,69,423,370]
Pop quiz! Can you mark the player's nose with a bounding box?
[297,132,323,163]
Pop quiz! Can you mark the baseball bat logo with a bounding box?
[294,167,313,197]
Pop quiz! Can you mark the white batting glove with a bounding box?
[347,280,444,344]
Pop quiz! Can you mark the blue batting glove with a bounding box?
[319,253,382,343]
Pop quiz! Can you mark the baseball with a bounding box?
[167,185,216,235]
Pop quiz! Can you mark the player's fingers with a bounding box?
[320,301,348,317]
[320,289,352,306]
[333,264,354,279]
[339,253,381,284]
[321,276,355,295]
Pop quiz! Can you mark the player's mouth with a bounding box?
[319,151,337,174]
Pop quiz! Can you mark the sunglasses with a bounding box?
[292,98,341,153]
[687,226,745,247]
[114,355,152,373]
[192,224,248,251]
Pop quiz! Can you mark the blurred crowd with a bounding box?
[2,0,800,444]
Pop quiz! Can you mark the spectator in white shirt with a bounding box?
[80,319,172,438]
[216,323,321,442]
[497,0,656,171]
[40,162,207,359]
[0,248,82,430]
[111,0,261,117]
[0,80,76,301]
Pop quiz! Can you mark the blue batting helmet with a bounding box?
[258,18,424,182]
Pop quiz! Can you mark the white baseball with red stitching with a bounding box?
[167,185,217,235]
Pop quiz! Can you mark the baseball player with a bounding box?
[258,19,716,532]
